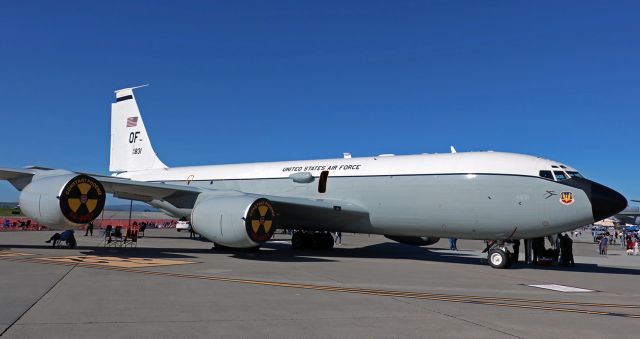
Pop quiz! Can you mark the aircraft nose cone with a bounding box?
[589,182,627,222]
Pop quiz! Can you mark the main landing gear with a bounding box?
[291,231,334,250]
[485,241,513,269]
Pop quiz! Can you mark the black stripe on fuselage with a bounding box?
[147,172,558,184]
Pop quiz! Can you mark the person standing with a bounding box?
[512,239,520,264]
[599,233,609,255]
[563,234,575,267]
[189,223,196,239]
[334,232,342,245]
[532,237,545,264]
[626,236,634,255]
[449,238,458,251]
[84,221,94,236]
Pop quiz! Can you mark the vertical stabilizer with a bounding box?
[109,86,167,172]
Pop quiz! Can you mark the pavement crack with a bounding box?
[390,297,524,339]
[0,257,80,337]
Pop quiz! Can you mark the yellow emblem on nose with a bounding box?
[560,192,574,205]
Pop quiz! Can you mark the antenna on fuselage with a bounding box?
[450,146,457,154]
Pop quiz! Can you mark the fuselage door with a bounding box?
[318,171,329,193]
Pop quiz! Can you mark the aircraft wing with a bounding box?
[0,167,37,190]
[0,167,202,209]
[0,168,370,230]
[264,195,371,231]
[101,183,370,230]
[101,179,371,230]
[97,176,203,209]
[616,211,640,217]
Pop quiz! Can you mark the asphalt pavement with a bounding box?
[0,229,638,338]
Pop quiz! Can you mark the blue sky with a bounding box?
[0,1,638,202]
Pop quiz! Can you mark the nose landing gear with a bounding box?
[484,241,513,269]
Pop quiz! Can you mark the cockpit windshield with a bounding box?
[553,171,568,181]
[566,171,584,179]
[539,170,554,180]
[539,164,585,181]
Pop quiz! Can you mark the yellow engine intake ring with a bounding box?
[245,198,276,243]
[59,175,106,224]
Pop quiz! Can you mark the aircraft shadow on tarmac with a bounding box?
[235,242,640,276]
[2,242,640,275]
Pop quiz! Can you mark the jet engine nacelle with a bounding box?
[384,235,440,246]
[19,173,106,229]
[191,195,277,248]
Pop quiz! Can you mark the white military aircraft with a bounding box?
[613,200,640,225]
[0,87,627,268]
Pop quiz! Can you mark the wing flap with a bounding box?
[265,195,372,232]
[97,177,202,208]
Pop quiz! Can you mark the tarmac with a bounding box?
[0,230,638,339]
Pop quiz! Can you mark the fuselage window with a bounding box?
[553,171,568,181]
[539,170,554,180]
[318,170,329,193]
[566,171,584,179]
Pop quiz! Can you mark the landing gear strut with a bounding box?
[291,231,334,250]
[485,241,512,269]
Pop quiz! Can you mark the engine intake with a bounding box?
[20,173,106,228]
[191,195,277,248]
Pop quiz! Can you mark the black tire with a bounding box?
[310,233,322,249]
[488,249,509,269]
[505,251,513,268]
[291,232,304,249]
[322,233,334,249]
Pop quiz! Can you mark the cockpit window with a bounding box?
[553,171,568,181]
[566,171,583,179]
[539,170,554,180]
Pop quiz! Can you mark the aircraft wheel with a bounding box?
[323,233,334,249]
[291,232,305,249]
[488,249,509,269]
[505,251,513,268]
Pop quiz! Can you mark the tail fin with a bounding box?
[109,86,167,173]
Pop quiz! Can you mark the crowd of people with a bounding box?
[596,231,640,256]
[527,234,575,267]
[1,218,43,231]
